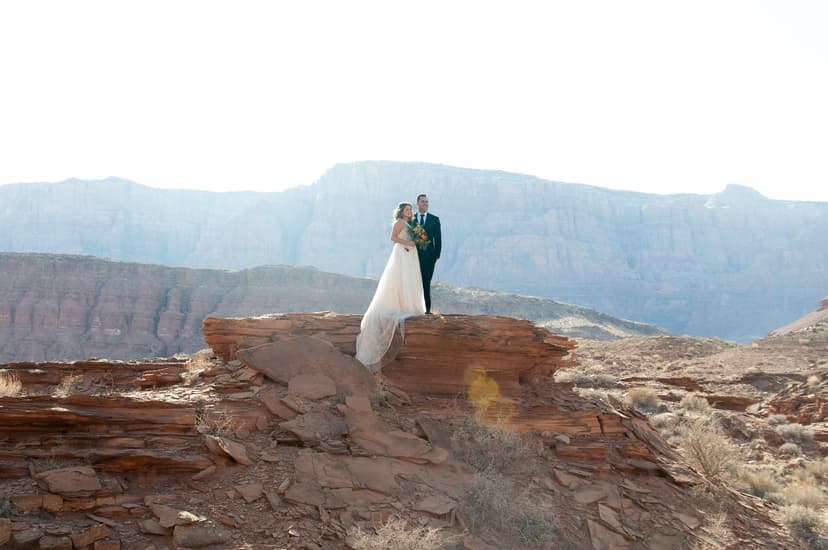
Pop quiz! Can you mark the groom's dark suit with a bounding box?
[413,212,441,313]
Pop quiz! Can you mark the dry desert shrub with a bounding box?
[624,387,661,413]
[794,469,816,484]
[554,370,617,388]
[575,387,610,402]
[183,349,215,384]
[780,442,803,457]
[54,374,83,398]
[692,512,736,550]
[450,417,538,475]
[0,371,23,397]
[767,414,790,426]
[688,482,732,515]
[781,504,824,533]
[553,370,590,385]
[649,412,678,431]
[679,393,711,412]
[783,483,825,509]
[650,412,684,443]
[748,438,766,453]
[738,469,782,498]
[805,458,828,480]
[783,505,828,550]
[460,474,553,548]
[776,423,815,443]
[678,418,738,479]
[187,348,214,370]
[348,516,451,550]
[195,409,240,438]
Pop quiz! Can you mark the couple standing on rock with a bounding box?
[355,193,442,368]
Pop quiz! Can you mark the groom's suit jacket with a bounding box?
[413,212,441,261]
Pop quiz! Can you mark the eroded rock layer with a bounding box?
[0,313,795,548]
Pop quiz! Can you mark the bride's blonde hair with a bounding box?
[392,202,412,222]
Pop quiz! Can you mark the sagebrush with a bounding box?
[625,387,661,412]
[460,474,553,548]
[679,393,711,412]
[348,516,450,550]
[450,417,537,474]
[738,469,781,498]
[776,423,814,443]
[679,419,737,479]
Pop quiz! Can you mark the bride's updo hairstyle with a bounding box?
[392,202,412,222]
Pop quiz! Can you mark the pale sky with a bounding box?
[1,1,827,201]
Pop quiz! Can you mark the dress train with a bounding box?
[355,225,426,368]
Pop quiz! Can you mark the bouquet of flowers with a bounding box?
[410,224,430,251]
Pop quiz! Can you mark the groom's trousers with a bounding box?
[419,256,437,313]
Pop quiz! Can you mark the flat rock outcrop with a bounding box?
[204,313,576,397]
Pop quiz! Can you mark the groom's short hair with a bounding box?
[416,194,427,202]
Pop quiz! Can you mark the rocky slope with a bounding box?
[2,162,827,341]
[0,314,796,549]
[566,325,828,547]
[0,252,663,362]
[770,296,828,337]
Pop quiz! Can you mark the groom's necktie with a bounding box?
[419,214,424,225]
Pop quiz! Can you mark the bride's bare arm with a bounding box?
[390,220,415,247]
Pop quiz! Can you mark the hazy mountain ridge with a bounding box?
[2,162,826,341]
[0,252,664,362]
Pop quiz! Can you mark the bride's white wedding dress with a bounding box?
[355,224,426,368]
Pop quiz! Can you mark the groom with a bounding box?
[413,193,441,314]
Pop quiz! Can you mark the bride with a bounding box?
[355,202,426,368]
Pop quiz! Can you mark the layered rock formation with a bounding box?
[2,163,827,340]
[203,313,576,397]
[0,313,795,548]
[0,252,664,362]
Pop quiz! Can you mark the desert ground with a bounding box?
[0,315,826,549]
